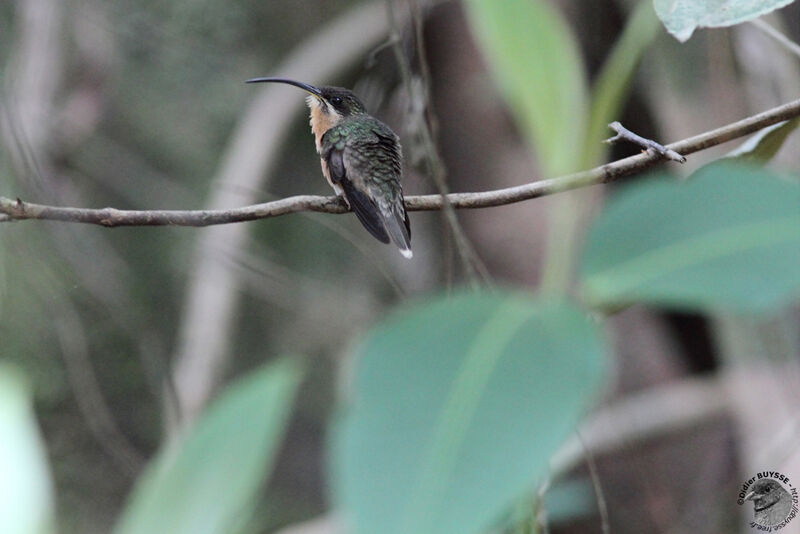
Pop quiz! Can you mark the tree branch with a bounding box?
[2,97,799,227]
[605,121,687,162]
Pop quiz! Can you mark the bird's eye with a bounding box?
[765,486,772,492]
[330,96,343,106]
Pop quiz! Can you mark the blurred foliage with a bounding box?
[462,0,660,297]
[582,0,660,167]
[581,164,800,313]
[331,292,607,534]
[463,0,660,173]
[462,0,587,176]
[1,0,800,533]
[115,358,303,534]
[653,0,797,41]
[0,365,55,534]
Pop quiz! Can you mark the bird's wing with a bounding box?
[372,126,410,236]
[356,123,411,251]
[321,125,390,244]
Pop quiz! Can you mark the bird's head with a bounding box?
[246,77,367,148]
[745,479,788,511]
[245,77,366,119]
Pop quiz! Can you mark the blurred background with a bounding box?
[1,0,799,532]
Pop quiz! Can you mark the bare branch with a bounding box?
[605,121,687,163]
[2,97,799,227]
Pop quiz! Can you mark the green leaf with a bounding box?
[115,358,304,534]
[583,1,660,167]
[331,292,607,534]
[724,118,800,164]
[0,365,56,534]
[580,164,800,313]
[653,0,796,42]
[463,0,587,175]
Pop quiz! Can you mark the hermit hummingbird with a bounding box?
[246,77,412,258]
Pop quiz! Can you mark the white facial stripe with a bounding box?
[305,94,343,118]
[305,94,322,109]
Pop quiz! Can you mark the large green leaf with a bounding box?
[0,365,55,534]
[653,0,796,42]
[115,358,304,534]
[580,164,800,313]
[331,292,607,534]
[463,0,587,175]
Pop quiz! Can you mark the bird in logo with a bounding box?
[745,478,793,527]
[246,77,412,258]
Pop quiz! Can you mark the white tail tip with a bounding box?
[399,248,413,259]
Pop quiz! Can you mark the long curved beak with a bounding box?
[245,77,323,99]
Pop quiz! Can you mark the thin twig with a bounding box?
[578,431,610,534]
[387,0,489,285]
[2,97,800,227]
[605,121,687,163]
[365,34,400,68]
[411,0,440,144]
[751,18,800,60]
[51,296,145,475]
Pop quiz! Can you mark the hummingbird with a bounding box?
[246,77,412,258]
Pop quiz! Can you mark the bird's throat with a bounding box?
[308,101,342,153]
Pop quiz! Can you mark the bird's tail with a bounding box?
[382,204,412,259]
